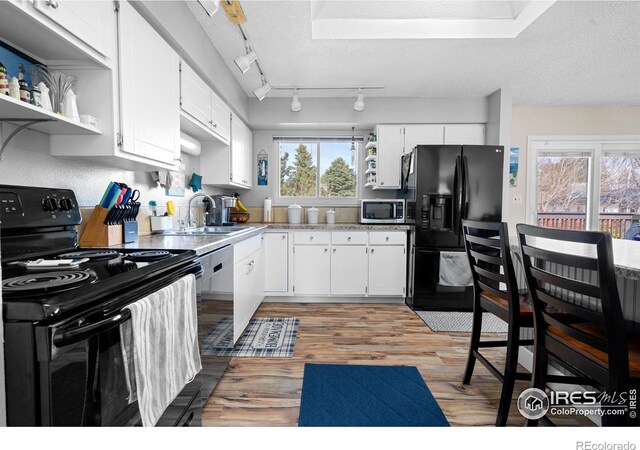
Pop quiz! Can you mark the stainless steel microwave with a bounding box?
[360,199,406,224]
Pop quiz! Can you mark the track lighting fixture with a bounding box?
[234,40,257,74]
[253,76,272,101]
[290,89,302,112]
[353,88,365,112]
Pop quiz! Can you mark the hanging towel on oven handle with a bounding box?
[119,274,201,427]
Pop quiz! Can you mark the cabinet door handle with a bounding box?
[371,249,375,253]
[46,0,59,8]
[332,248,336,253]
[386,236,390,241]
[347,236,351,241]
[309,236,314,240]
[380,181,385,185]
[324,248,328,253]
[282,234,286,239]
[212,123,217,128]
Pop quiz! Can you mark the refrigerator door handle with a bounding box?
[462,155,470,220]
[453,155,462,234]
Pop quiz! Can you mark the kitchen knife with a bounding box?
[100,182,118,208]
[106,187,122,210]
[121,188,132,205]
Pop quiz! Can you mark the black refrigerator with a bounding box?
[401,145,504,311]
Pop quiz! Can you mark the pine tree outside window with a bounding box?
[276,136,360,204]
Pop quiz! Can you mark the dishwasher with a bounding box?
[197,244,234,405]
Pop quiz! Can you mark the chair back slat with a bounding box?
[537,290,604,324]
[516,224,628,380]
[463,220,519,317]
[522,245,598,271]
[529,266,602,299]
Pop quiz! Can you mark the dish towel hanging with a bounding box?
[439,251,474,287]
[120,274,201,427]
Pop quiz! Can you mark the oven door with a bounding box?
[33,263,202,426]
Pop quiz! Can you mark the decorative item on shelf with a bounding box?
[0,61,8,95]
[257,149,268,185]
[62,88,79,121]
[8,76,19,100]
[37,82,52,111]
[367,160,377,170]
[166,161,186,197]
[80,114,98,129]
[31,64,77,115]
[18,78,30,103]
[30,85,41,107]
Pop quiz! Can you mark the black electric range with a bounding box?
[1,184,202,427]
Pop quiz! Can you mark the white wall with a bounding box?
[509,106,640,227]
[248,96,489,130]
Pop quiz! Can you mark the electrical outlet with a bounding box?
[512,194,523,205]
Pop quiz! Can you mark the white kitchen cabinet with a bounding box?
[403,125,445,153]
[118,0,180,167]
[33,0,110,59]
[201,114,253,189]
[233,234,265,342]
[330,245,368,296]
[180,62,212,131]
[374,125,404,189]
[368,245,407,296]
[179,60,231,144]
[293,245,331,295]
[264,232,289,293]
[444,124,485,145]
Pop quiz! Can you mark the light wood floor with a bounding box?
[203,302,590,427]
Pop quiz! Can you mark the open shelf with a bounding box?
[365,141,377,150]
[365,182,377,187]
[0,94,102,135]
[365,154,377,162]
[365,168,377,174]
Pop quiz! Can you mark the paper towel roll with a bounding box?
[263,197,272,223]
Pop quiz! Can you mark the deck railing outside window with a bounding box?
[537,212,640,239]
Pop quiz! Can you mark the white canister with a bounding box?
[307,206,319,224]
[326,209,336,224]
[263,197,272,223]
[288,204,302,224]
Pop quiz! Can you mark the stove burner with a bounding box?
[123,250,172,262]
[58,250,121,261]
[2,270,97,296]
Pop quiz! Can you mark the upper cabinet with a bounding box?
[179,61,231,144]
[32,0,110,60]
[200,114,253,189]
[443,124,485,145]
[118,0,180,167]
[366,124,485,190]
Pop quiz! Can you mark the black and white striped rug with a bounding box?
[202,317,300,357]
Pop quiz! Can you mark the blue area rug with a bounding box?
[298,364,450,427]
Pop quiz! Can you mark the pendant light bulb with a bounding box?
[353,88,365,112]
[291,89,302,112]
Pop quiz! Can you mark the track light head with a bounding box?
[291,89,302,112]
[253,77,272,101]
[234,50,257,74]
[353,88,365,112]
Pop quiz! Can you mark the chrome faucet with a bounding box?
[187,192,216,228]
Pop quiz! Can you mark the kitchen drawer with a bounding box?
[369,231,406,246]
[294,231,330,245]
[234,234,262,262]
[331,231,367,245]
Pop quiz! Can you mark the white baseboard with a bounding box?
[518,348,601,426]
[263,296,405,304]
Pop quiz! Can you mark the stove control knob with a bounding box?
[43,197,58,211]
[59,198,74,211]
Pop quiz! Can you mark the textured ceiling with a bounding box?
[187,0,640,105]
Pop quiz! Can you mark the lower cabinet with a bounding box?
[330,245,368,296]
[368,245,407,296]
[293,245,331,295]
[264,232,288,293]
[233,234,264,343]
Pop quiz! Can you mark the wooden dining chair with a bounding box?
[461,220,534,426]
[517,224,640,426]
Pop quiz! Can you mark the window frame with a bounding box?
[527,136,640,231]
[274,136,362,206]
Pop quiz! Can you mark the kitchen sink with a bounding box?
[161,226,255,236]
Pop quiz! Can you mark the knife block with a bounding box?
[79,205,123,247]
